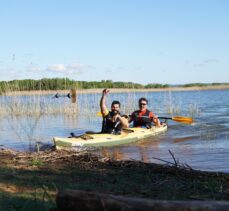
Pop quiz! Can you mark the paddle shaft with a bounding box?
[132,116,170,120]
[97,112,193,124]
[158,117,172,120]
[135,116,193,124]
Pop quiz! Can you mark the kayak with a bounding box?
[53,124,167,149]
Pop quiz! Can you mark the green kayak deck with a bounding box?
[53,125,167,149]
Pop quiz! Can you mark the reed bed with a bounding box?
[0,95,78,117]
[0,90,200,118]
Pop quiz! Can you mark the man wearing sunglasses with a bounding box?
[129,97,161,128]
[100,89,129,134]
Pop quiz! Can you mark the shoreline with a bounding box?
[4,85,229,96]
[1,147,229,210]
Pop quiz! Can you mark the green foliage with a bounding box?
[183,83,229,87]
[1,78,227,93]
[211,82,229,86]
[0,78,169,93]
[183,83,207,87]
[145,83,169,88]
[28,159,44,167]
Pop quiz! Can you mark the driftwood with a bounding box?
[56,189,229,211]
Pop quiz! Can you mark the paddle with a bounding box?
[53,88,76,103]
[97,111,103,116]
[97,111,193,124]
[158,116,193,124]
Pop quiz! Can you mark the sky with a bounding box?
[0,0,228,85]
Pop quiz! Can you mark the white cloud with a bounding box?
[203,59,219,64]
[46,63,88,75]
[0,67,21,80]
[193,63,205,68]
[46,64,67,73]
[67,63,85,70]
[26,64,41,73]
[0,67,17,75]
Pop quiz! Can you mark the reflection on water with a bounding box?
[0,90,229,173]
[172,136,198,143]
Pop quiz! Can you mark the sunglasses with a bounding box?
[139,103,147,106]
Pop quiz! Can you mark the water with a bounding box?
[1,90,229,173]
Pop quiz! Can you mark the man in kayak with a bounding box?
[100,89,129,134]
[129,97,162,128]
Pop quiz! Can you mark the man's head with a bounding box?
[111,100,121,115]
[138,97,148,111]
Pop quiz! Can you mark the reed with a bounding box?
[1,90,200,118]
[0,93,79,117]
[188,103,201,116]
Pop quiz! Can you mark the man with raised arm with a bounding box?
[100,89,129,134]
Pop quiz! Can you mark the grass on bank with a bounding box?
[0,149,229,210]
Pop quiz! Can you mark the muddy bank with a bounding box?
[1,147,229,210]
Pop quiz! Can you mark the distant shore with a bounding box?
[4,84,229,96]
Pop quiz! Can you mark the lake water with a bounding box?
[1,90,229,173]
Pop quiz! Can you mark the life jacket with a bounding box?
[101,111,122,134]
[132,109,152,128]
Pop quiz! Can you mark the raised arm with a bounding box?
[100,89,109,116]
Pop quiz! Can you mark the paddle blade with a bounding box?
[171,116,194,124]
[97,111,102,116]
[70,89,77,103]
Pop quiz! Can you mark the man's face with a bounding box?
[111,104,120,114]
[139,100,147,110]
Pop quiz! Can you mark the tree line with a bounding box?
[0,78,169,94]
[183,83,229,87]
[0,78,227,94]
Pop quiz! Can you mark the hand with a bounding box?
[116,114,121,119]
[115,114,122,121]
[151,115,159,123]
[102,89,109,96]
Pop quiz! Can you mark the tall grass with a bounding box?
[1,91,80,151]
[1,90,200,117]
[0,93,79,117]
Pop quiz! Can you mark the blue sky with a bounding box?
[0,0,228,84]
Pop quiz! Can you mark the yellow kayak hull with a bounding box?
[53,125,167,149]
